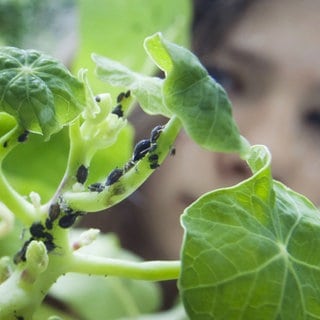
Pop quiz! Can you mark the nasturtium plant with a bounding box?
[0,32,319,320]
[0,46,85,139]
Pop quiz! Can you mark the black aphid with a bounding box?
[58,212,83,229]
[148,154,159,169]
[95,95,101,102]
[3,141,8,148]
[17,130,29,143]
[111,104,124,117]
[150,125,164,144]
[29,222,46,238]
[148,154,159,162]
[116,91,126,103]
[150,162,160,169]
[44,239,56,253]
[45,218,53,230]
[49,203,60,222]
[132,139,151,162]
[76,164,88,184]
[123,160,135,173]
[88,182,105,193]
[125,90,131,98]
[13,239,33,264]
[42,232,54,242]
[105,168,123,186]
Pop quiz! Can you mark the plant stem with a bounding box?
[0,127,36,224]
[70,253,181,281]
[62,116,182,212]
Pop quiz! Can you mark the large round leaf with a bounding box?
[180,145,320,319]
[0,46,85,139]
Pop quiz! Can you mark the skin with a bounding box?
[139,0,320,260]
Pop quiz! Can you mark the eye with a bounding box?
[206,65,245,96]
[303,108,320,131]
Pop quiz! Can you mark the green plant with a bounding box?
[0,32,319,320]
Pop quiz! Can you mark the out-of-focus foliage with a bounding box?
[73,0,192,93]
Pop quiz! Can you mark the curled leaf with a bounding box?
[144,32,246,153]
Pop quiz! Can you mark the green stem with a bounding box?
[0,126,36,224]
[49,119,92,203]
[62,116,182,212]
[0,174,35,224]
[70,253,181,281]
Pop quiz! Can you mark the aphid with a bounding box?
[170,147,176,156]
[105,168,123,186]
[45,218,53,230]
[125,90,131,98]
[116,91,126,103]
[13,239,32,264]
[111,104,124,117]
[42,232,54,242]
[88,182,105,193]
[123,160,135,173]
[148,154,159,162]
[29,222,45,238]
[48,203,60,222]
[95,95,101,103]
[76,164,88,184]
[58,212,84,229]
[44,239,56,253]
[150,162,160,169]
[3,141,8,148]
[17,130,29,143]
[148,154,159,169]
[132,139,151,162]
[150,125,164,144]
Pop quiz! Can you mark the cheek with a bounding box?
[290,149,320,205]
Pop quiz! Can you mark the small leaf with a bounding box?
[92,54,170,116]
[144,33,246,153]
[180,145,320,319]
[0,47,85,139]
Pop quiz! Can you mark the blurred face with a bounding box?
[140,0,320,259]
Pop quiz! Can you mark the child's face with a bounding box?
[141,0,320,259]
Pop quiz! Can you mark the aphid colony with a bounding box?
[14,202,84,264]
[13,91,164,263]
[88,124,164,193]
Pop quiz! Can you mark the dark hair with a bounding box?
[192,0,256,55]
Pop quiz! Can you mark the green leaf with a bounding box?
[180,145,320,319]
[0,112,16,137]
[0,46,85,139]
[92,53,170,116]
[73,0,191,94]
[144,33,246,154]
